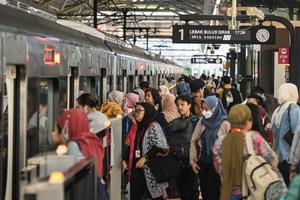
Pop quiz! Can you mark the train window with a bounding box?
[79,77,92,94]
[27,78,40,157]
[37,80,50,153]
[27,79,58,157]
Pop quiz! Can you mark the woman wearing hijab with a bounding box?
[123,92,140,114]
[123,102,169,200]
[145,88,171,137]
[52,109,107,200]
[213,104,279,200]
[159,85,170,99]
[190,95,230,200]
[271,83,300,186]
[133,88,145,101]
[108,90,124,105]
[159,85,180,123]
[121,92,140,194]
[101,90,124,118]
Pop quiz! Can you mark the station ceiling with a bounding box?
[24,0,216,38]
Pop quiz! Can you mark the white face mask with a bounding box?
[202,110,213,119]
[226,97,234,104]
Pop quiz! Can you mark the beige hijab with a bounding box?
[108,90,124,105]
[161,93,180,123]
[159,85,170,98]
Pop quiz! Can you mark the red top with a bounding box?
[57,109,104,177]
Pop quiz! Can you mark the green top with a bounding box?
[286,175,300,200]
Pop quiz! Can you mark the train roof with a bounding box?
[0,4,179,67]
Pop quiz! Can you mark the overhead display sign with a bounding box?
[191,57,223,64]
[278,48,290,64]
[172,25,276,44]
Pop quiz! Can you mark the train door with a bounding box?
[3,65,26,200]
[139,75,143,84]
[149,71,153,87]
[117,76,122,91]
[158,74,161,87]
[127,75,134,92]
[100,68,107,104]
[68,67,79,109]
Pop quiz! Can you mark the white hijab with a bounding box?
[272,83,299,128]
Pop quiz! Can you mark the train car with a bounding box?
[0,3,181,200]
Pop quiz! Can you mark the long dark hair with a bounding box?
[146,88,162,109]
[246,103,266,138]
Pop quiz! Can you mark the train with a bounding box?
[0,3,182,200]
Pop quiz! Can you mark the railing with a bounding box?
[20,116,124,200]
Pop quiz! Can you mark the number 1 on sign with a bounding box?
[179,29,184,40]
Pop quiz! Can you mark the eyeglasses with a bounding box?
[135,109,145,113]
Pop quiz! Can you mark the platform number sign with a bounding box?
[172,25,275,44]
[179,29,184,40]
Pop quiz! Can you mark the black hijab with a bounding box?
[136,102,156,133]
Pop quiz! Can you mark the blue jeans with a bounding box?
[230,194,242,200]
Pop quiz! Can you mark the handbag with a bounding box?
[284,104,294,146]
[146,148,181,183]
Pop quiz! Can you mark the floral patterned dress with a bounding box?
[212,131,280,196]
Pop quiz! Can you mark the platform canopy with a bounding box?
[22,0,216,38]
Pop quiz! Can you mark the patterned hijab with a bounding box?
[56,109,103,176]
[123,92,140,114]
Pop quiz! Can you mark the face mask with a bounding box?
[202,110,213,119]
[226,97,234,104]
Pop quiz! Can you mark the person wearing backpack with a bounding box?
[188,79,205,117]
[213,104,281,200]
[189,95,230,200]
[216,76,242,112]
[271,83,300,186]
[169,95,199,200]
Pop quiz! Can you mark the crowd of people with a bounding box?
[51,74,300,200]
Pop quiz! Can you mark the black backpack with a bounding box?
[169,117,198,159]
